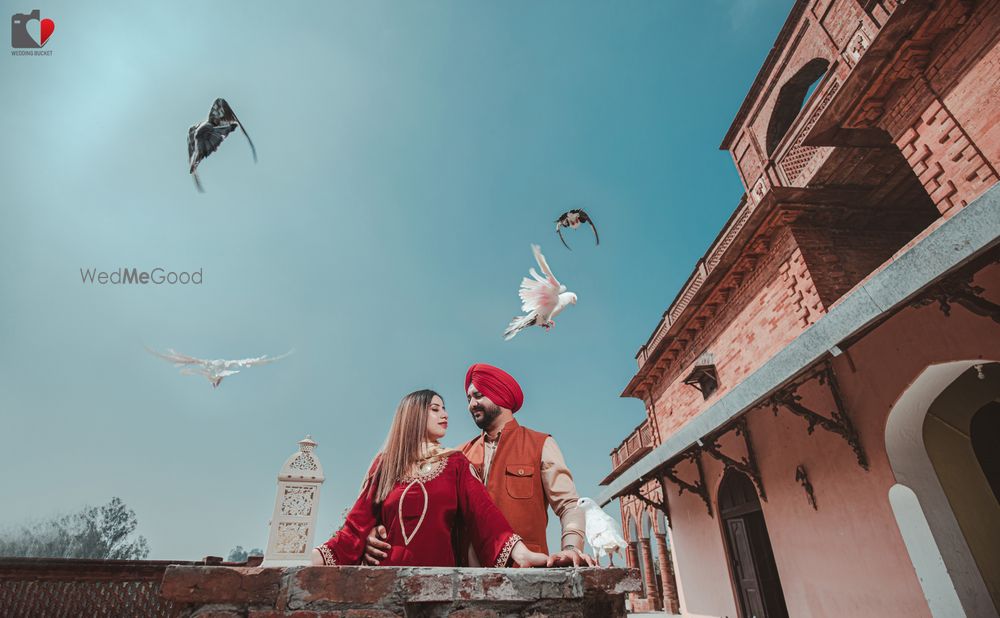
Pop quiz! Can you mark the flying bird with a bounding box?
[578,497,628,567]
[503,244,577,340]
[187,98,257,192]
[146,346,291,388]
[555,209,599,250]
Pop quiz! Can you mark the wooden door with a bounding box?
[720,470,789,618]
[726,517,768,618]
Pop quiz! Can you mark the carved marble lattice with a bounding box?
[275,522,310,554]
[289,453,318,471]
[280,486,315,517]
[263,436,325,567]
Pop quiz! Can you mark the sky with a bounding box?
[0,0,794,559]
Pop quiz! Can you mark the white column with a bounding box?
[262,435,325,567]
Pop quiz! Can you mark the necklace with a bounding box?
[397,479,429,546]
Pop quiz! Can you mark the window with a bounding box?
[684,359,720,400]
[765,58,830,155]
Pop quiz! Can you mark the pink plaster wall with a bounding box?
[664,263,1000,618]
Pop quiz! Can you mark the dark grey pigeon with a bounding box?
[555,209,599,250]
[187,98,257,192]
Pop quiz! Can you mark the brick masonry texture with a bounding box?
[160,566,641,617]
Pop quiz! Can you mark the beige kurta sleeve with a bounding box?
[540,436,586,551]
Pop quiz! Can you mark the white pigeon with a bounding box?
[146,346,292,388]
[578,497,628,567]
[503,244,577,340]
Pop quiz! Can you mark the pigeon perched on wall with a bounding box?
[555,209,599,250]
[503,244,577,340]
[146,347,291,388]
[188,98,257,192]
[578,497,628,566]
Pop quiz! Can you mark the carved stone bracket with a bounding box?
[629,477,671,526]
[912,275,1000,324]
[703,417,767,501]
[766,362,869,470]
[663,449,713,518]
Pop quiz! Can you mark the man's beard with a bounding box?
[472,404,502,430]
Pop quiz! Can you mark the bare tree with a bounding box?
[0,497,149,559]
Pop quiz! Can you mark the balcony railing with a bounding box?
[601,420,655,486]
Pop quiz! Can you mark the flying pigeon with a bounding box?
[503,244,577,340]
[578,497,628,567]
[555,209,599,250]
[146,346,291,388]
[187,98,257,192]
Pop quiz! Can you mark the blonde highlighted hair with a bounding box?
[372,389,448,503]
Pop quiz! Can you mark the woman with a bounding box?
[311,389,549,567]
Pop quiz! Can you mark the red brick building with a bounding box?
[598,1,1000,617]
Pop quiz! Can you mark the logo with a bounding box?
[80,267,205,285]
[11,10,54,55]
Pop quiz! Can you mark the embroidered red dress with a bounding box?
[316,451,522,567]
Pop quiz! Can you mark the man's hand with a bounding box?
[546,547,596,567]
[363,525,391,565]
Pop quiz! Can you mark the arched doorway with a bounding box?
[719,469,789,618]
[886,361,1000,617]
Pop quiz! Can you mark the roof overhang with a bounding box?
[599,183,1000,506]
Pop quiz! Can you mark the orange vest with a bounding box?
[460,418,550,554]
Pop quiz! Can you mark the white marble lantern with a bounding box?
[262,435,325,567]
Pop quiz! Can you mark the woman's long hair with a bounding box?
[373,389,444,503]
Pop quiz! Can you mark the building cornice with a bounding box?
[601,182,1000,505]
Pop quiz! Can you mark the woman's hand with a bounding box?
[510,540,549,568]
[310,548,325,566]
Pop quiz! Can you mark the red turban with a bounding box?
[465,363,524,413]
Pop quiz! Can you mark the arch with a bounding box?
[971,400,1000,503]
[765,58,830,155]
[642,509,663,607]
[885,360,1000,617]
[629,516,647,596]
[628,516,640,544]
[641,511,654,539]
[718,469,789,618]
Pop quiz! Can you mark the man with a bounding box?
[364,363,595,567]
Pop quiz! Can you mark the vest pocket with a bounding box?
[505,464,535,499]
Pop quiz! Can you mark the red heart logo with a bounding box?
[40,18,55,47]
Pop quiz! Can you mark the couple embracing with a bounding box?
[311,363,596,568]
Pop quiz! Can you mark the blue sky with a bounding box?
[0,1,792,559]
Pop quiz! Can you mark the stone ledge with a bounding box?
[161,566,640,617]
[161,566,283,605]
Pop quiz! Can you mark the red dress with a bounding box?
[316,451,522,567]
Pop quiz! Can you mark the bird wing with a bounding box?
[193,123,236,165]
[518,271,560,317]
[187,125,198,163]
[146,346,206,367]
[225,349,294,369]
[580,210,600,245]
[531,244,561,289]
[556,227,571,250]
[210,98,257,163]
[209,98,238,124]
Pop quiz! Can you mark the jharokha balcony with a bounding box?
[601,419,655,486]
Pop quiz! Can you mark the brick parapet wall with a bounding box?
[0,557,215,617]
[159,565,641,617]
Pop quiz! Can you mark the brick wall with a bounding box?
[649,228,819,437]
[159,565,641,617]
